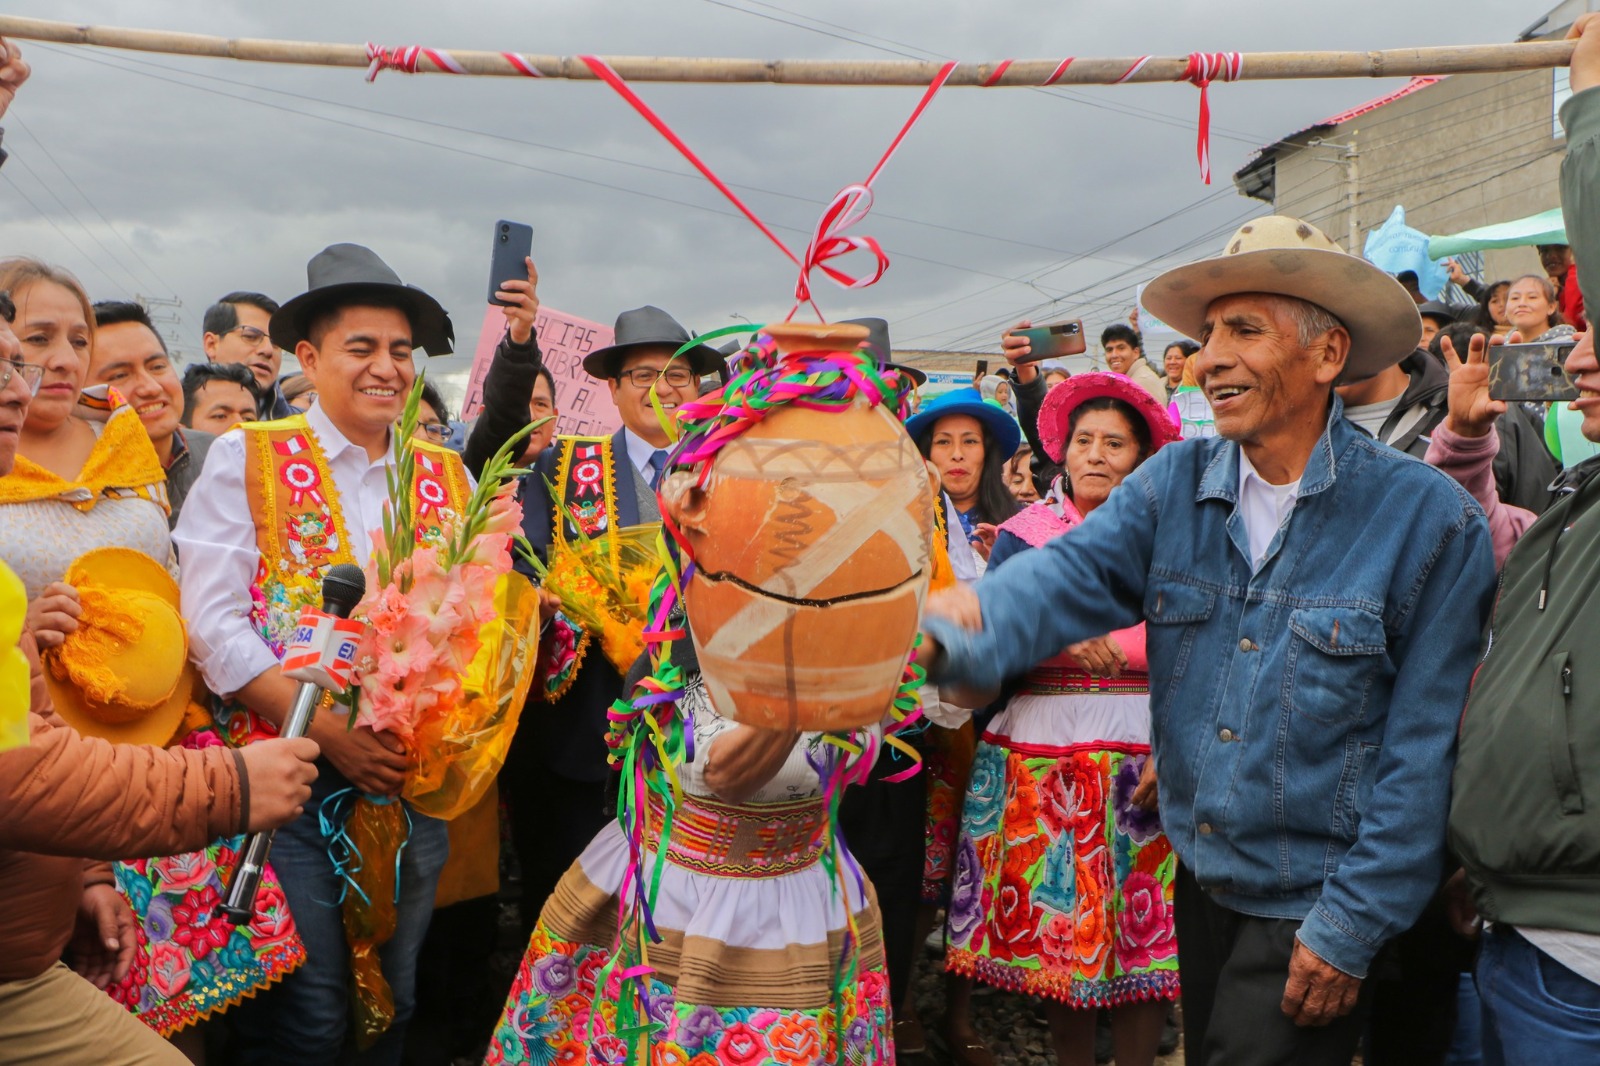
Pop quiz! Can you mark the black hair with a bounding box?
[202,291,281,337]
[182,361,262,424]
[1471,280,1509,332]
[915,419,1021,527]
[92,300,168,354]
[1100,323,1142,352]
[304,294,417,350]
[1163,339,1200,359]
[0,291,13,323]
[534,365,558,405]
[1430,321,1490,362]
[418,379,451,425]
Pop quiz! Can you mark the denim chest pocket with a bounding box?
[1285,606,1391,726]
[1145,581,1217,712]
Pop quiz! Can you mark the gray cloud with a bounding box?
[2,0,1535,394]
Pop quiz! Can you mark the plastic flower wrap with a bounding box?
[537,523,660,673]
[328,377,542,1048]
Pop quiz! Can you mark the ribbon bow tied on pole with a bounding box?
[1181,51,1243,183]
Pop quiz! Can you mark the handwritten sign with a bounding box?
[460,305,621,437]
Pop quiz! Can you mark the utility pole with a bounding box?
[1308,138,1361,253]
[137,294,187,360]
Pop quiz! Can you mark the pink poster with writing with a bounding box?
[460,305,621,437]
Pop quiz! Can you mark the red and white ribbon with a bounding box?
[282,459,326,507]
[791,60,957,313]
[1115,55,1155,83]
[365,43,545,82]
[1181,51,1243,184]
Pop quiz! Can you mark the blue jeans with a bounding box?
[1478,926,1600,1066]
[231,763,449,1065]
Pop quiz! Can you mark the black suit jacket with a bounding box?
[464,333,645,782]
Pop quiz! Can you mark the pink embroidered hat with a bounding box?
[1038,372,1182,464]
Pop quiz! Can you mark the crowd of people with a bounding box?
[4,15,1600,1066]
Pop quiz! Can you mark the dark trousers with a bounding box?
[838,751,927,1005]
[1175,863,1371,1066]
[1365,893,1474,1065]
[503,731,613,934]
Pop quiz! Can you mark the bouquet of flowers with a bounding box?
[332,377,543,1048]
[533,519,660,674]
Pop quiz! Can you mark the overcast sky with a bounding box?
[0,0,1558,393]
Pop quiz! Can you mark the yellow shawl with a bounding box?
[0,407,168,513]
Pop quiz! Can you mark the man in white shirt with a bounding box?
[175,243,459,1066]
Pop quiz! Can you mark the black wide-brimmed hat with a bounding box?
[843,316,926,386]
[270,243,454,356]
[581,306,723,380]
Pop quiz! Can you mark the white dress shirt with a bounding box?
[175,402,403,698]
[1237,449,1301,573]
[621,426,665,480]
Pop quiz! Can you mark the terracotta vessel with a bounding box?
[663,322,935,731]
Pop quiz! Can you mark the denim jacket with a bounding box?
[925,397,1496,977]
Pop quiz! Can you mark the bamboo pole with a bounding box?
[0,14,1579,86]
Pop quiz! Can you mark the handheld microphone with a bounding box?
[219,563,367,925]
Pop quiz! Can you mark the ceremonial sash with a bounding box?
[552,435,618,547]
[212,415,470,746]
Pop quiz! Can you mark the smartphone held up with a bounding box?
[488,220,534,307]
[1488,340,1580,403]
[1005,320,1086,363]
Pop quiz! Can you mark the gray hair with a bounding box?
[1261,294,1345,348]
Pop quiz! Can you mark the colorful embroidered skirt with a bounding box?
[107,835,305,1035]
[487,794,894,1065]
[920,721,974,905]
[944,689,1179,1008]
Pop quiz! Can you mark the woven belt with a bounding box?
[1019,665,1150,696]
[648,792,827,878]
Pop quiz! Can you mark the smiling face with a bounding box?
[607,346,700,447]
[927,414,986,510]
[1104,339,1139,375]
[1195,293,1346,449]
[87,321,183,452]
[522,372,558,460]
[204,302,280,389]
[1566,329,1600,442]
[14,280,91,435]
[1506,276,1558,337]
[1164,345,1188,385]
[297,304,415,450]
[1487,283,1509,327]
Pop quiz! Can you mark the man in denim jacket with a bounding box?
[920,217,1496,1066]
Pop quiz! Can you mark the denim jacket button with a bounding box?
[1219,728,1235,742]
[1198,822,1214,835]
[1238,638,1254,652]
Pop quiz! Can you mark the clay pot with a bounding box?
[663,322,935,731]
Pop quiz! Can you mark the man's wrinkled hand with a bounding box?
[1569,12,1600,94]
[1281,939,1362,1027]
[67,884,135,990]
[1065,634,1127,678]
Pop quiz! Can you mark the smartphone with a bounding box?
[1488,340,1579,403]
[975,359,989,377]
[488,220,534,307]
[1007,320,1087,363]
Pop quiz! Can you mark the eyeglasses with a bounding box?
[0,358,45,395]
[619,366,695,389]
[222,325,273,346]
[420,422,450,441]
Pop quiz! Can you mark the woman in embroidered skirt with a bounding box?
[486,633,893,1066]
[0,259,303,1056]
[944,374,1181,1066]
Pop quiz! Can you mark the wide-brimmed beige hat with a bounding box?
[1141,216,1422,382]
